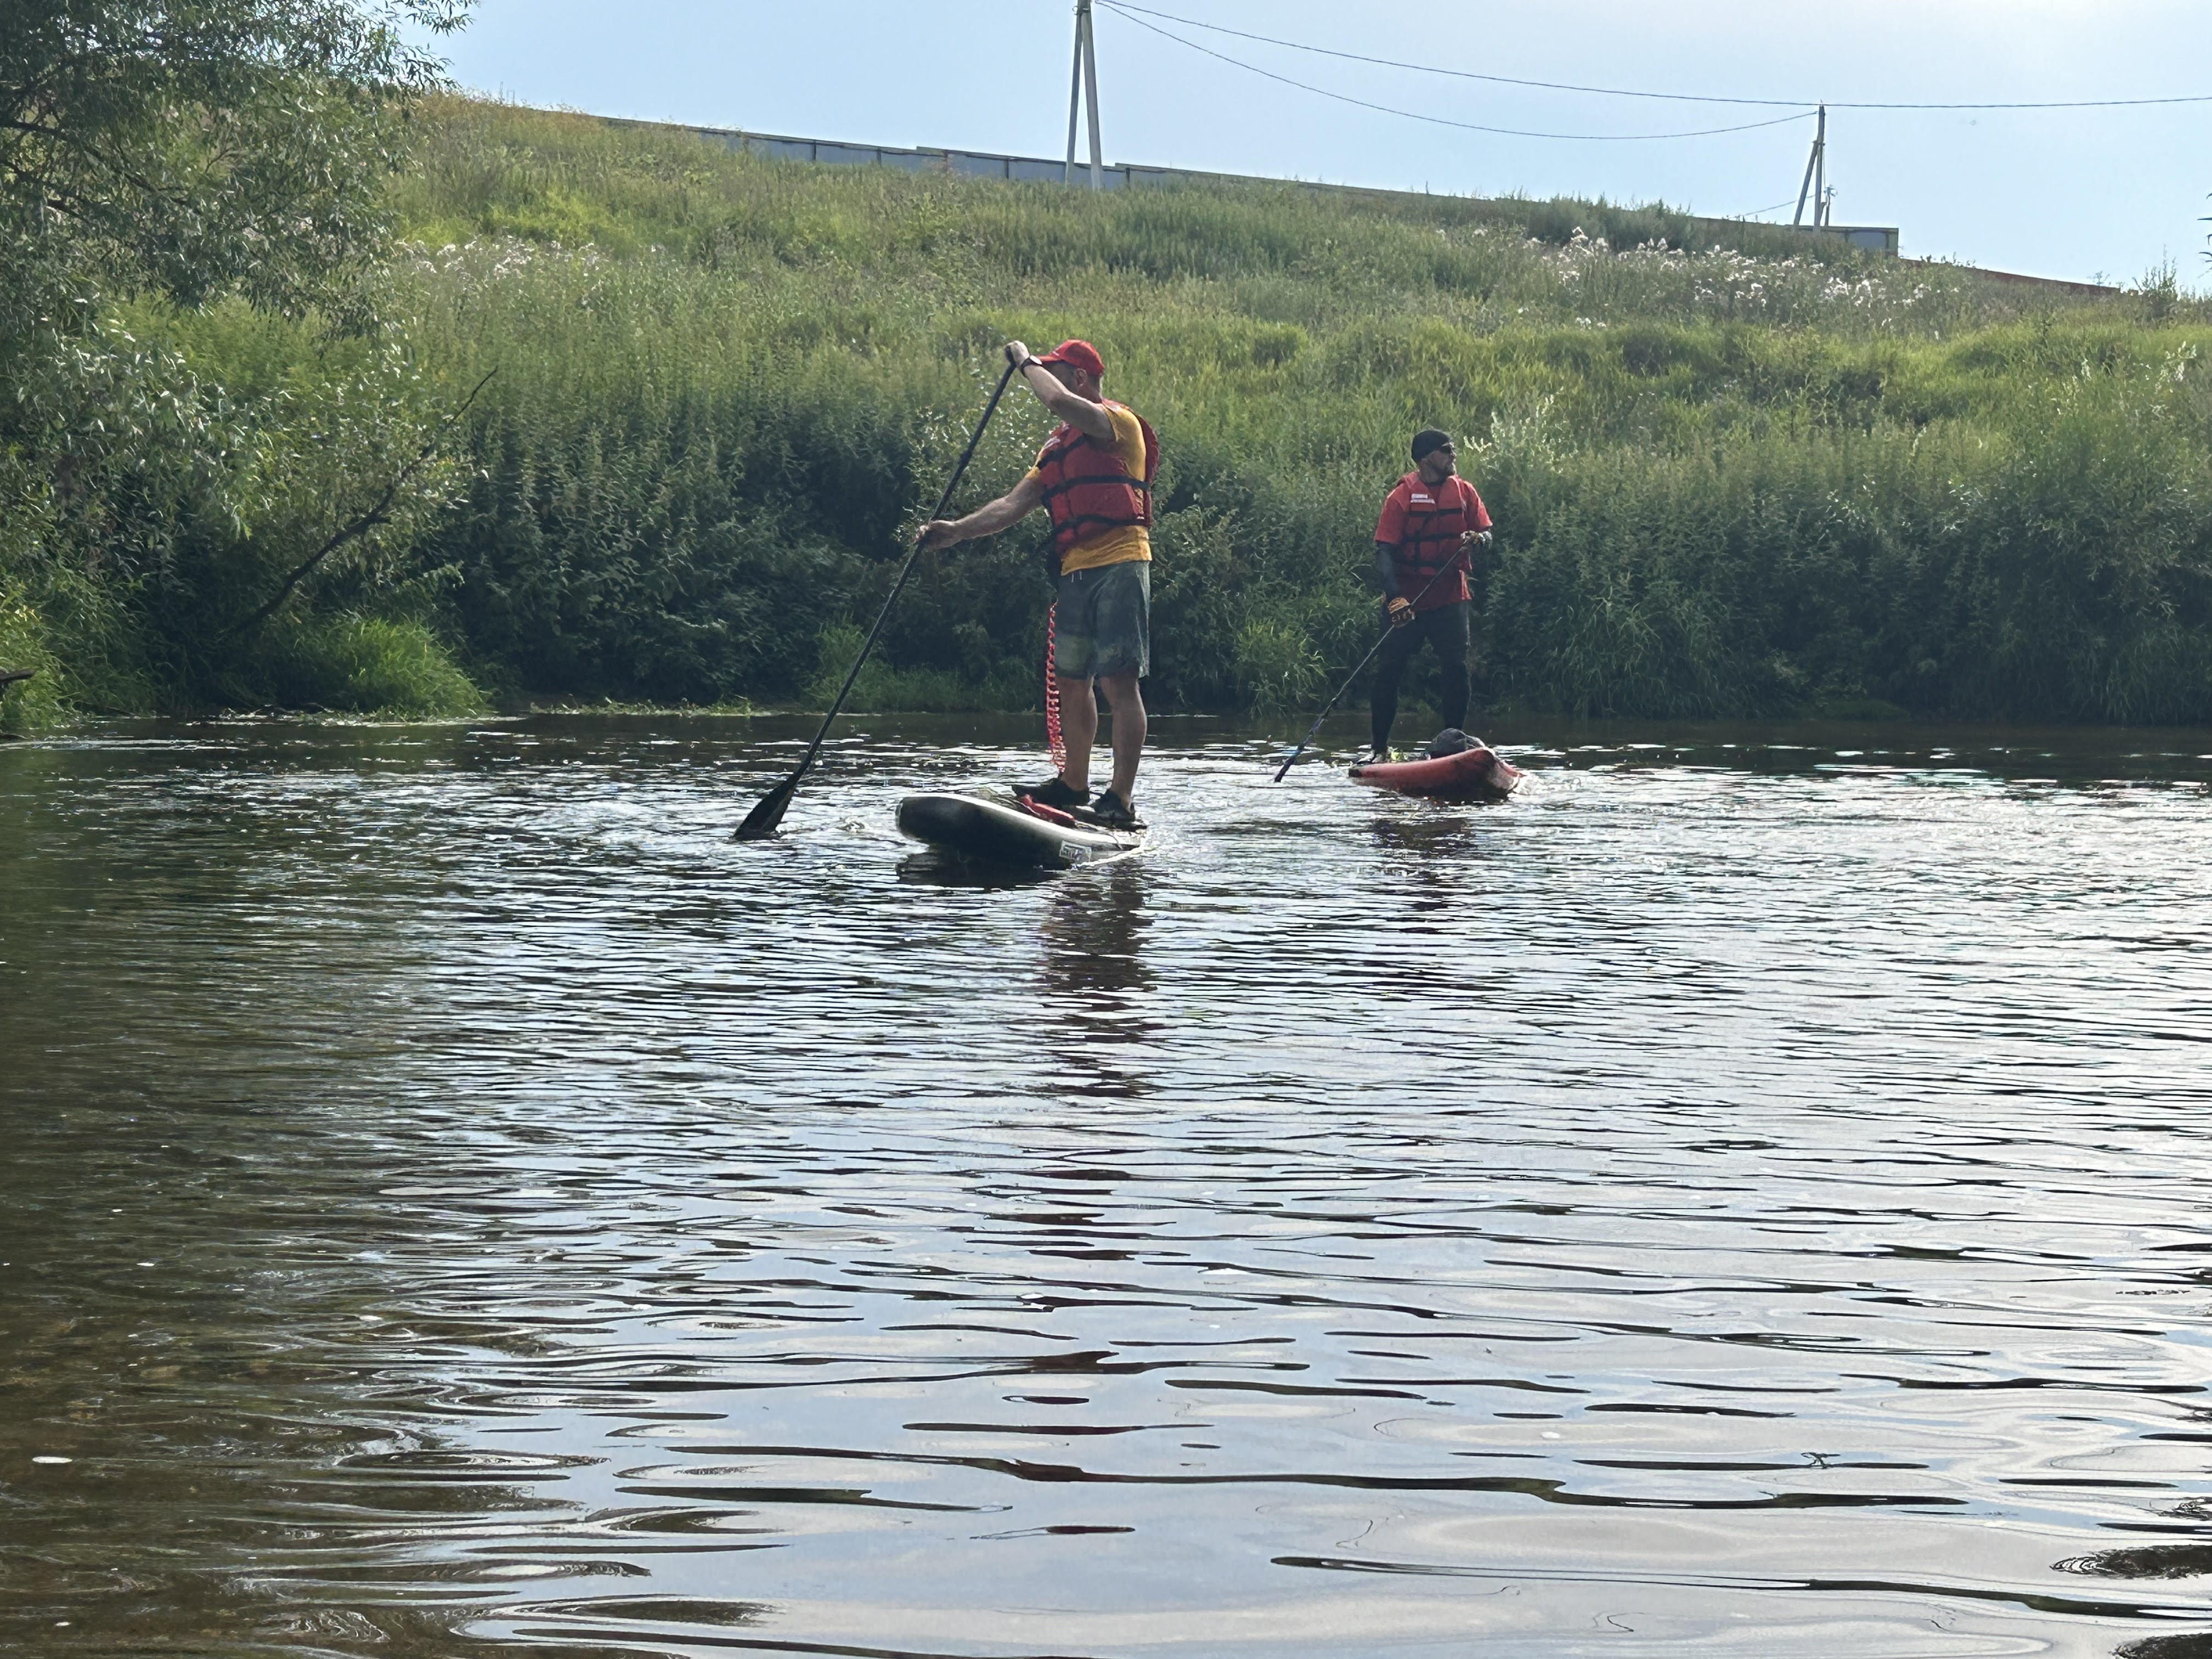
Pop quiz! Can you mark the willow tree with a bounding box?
[0,1,475,720]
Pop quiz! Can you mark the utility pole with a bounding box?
[1816,121,1829,227]
[1063,0,1104,190]
[1793,104,1827,229]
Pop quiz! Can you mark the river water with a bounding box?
[3,714,2211,1659]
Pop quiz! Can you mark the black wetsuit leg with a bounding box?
[1371,602,1472,749]
[1371,607,1419,751]
[1433,602,1471,733]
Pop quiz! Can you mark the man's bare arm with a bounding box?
[1020,359,1115,440]
[1002,340,1115,441]
[919,471,1046,550]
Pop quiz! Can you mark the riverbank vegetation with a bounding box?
[0,0,472,733]
[9,85,2212,732]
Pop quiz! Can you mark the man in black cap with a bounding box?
[1368,428,1492,759]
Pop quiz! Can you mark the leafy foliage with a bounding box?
[0,0,476,721]
[10,89,2212,728]
[376,100,2212,724]
[3,0,463,314]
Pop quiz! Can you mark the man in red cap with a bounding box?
[921,338,1160,828]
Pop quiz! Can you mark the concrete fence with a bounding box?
[613,117,1904,259]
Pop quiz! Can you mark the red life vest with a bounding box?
[1034,403,1161,557]
[1385,473,1483,608]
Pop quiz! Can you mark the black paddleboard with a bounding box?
[896,791,1143,869]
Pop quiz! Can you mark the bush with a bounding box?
[23,93,2212,725]
[360,101,2212,723]
[267,615,484,716]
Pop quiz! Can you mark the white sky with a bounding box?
[444,0,2212,285]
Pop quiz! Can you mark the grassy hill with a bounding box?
[24,97,2212,727]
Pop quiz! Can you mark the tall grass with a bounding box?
[22,95,2208,727]
[387,101,2212,724]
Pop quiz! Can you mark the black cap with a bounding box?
[1410,428,1452,463]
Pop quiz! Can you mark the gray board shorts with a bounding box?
[1054,560,1150,680]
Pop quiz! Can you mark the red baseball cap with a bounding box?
[1036,338,1105,379]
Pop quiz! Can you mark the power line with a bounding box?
[1096,4,1816,142]
[1101,1,1798,108]
[1723,197,1807,221]
[1102,0,2212,113]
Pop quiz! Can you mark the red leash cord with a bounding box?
[1043,602,1065,772]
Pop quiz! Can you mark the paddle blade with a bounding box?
[733,772,799,841]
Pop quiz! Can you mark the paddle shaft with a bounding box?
[735,358,1020,840]
[1271,558,1466,783]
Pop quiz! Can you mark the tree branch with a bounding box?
[221,368,495,641]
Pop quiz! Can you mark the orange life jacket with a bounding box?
[1034,404,1161,557]
[1389,473,1481,605]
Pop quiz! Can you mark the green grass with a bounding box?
[268,616,486,717]
[18,95,2212,727]
[372,98,2212,725]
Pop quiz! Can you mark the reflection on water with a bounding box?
[1041,862,1152,1000]
[899,850,1059,890]
[1040,864,1155,1099]
[3,713,2212,1658]
[1365,806,1511,916]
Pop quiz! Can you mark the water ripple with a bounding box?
[3,715,2210,1656]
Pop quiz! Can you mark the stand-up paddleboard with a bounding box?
[897,791,1144,869]
[1350,743,1522,802]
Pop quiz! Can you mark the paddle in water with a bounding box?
[1272,561,1463,783]
[734,358,1020,842]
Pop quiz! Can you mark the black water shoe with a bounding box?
[1018,777,1090,810]
[1088,788,1143,830]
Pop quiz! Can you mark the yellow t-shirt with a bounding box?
[1024,402,1154,573]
